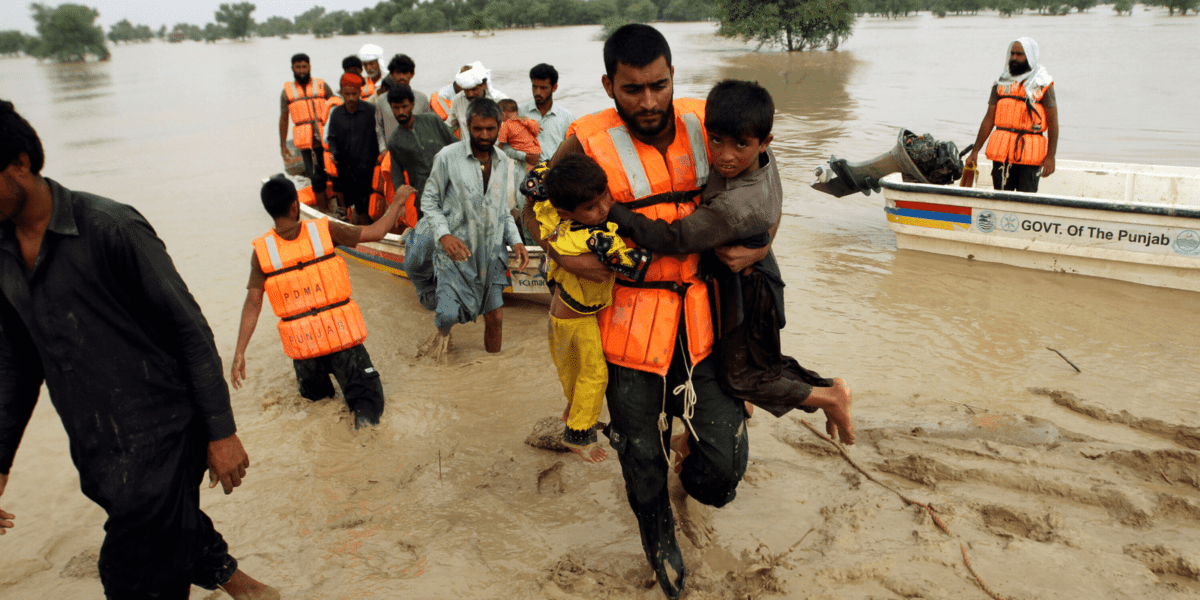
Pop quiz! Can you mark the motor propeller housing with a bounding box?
[811,129,963,197]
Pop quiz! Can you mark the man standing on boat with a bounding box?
[517,63,573,163]
[231,175,411,430]
[404,98,528,362]
[386,84,458,219]
[375,54,431,153]
[357,43,384,101]
[327,73,380,225]
[280,52,334,212]
[521,24,757,599]
[966,37,1058,193]
[444,62,508,139]
[0,101,279,600]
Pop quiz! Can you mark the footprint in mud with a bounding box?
[538,461,566,494]
[59,548,100,579]
[978,504,1060,542]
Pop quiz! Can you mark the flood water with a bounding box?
[1,13,1198,599]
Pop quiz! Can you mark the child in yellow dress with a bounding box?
[534,155,651,463]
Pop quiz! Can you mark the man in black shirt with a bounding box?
[328,73,380,224]
[0,102,278,599]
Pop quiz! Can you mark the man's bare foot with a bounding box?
[667,469,714,549]
[670,432,690,474]
[565,441,608,463]
[220,569,280,600]
[804,378,855,445]
[416,331,452,364]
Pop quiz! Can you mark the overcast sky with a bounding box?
[4,0,378,35]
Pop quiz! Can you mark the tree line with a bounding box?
[0,0,1195,62]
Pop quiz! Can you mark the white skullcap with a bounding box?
[358,44,383,61]
[455,62,490,90]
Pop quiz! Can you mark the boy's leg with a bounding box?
[293,356,336,401]
[675,353,749,508]
[328,345,385,427]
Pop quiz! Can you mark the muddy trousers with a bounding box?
[90,422,238,599]
[293,344,385,424]
[605,333,749,599]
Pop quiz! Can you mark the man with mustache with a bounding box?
[403,98,528,363]
[516,63,573,163]
[444,62,508,138]
[280,52,334,212]
[374,54,431,152]
[384,84,457,222]
[357,43,383,100]
[966,37,1058,192]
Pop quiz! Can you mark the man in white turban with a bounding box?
[444,61,508,137]
[966,37,1058,192]
[357,43,384,100]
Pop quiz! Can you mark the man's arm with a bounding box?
[360,185,414,242]
[0,294,44,479]
[966,101,997,166]
[715,213,780,274]
[230,284,263,391]
[607,202,740,255]
[280,91,291,158]
[1043,104,1058,178]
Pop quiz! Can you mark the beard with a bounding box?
[294,73,311,86]
[1009,59,1031,75]
[616,99,674,138]
[366,67,381,79]
[470,133,496,154]
[395,112,412,127]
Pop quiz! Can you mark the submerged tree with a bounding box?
[0,30,30,55]
[215,2,256,40]
[1112,0,1134,12]
[1158,0,1198,14]
[717,0,854,51]
[27,2,109,61]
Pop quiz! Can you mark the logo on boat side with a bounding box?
[1000,214,1020,233]
[975,210,996,233]
[1173,230,1200,256]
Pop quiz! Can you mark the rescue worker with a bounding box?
[966,37,1058,193]
[279,53,333,212]
[521,24,757,599]
[429,65,471,122]
[357,43,384,100]
[231,175,413,430]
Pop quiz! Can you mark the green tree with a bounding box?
[0,31,30,55]
[1159,0,1198,14]
[156,24,166,39]
[717,0,854,51]
[1068,0,1095,10]
[27,2,109,61]
[258,15,293,37]
[294,6,326,32]
[663,0,716,20]
[107,18,135,43]
[202,22,226,42]
[1112,0,1134,12]
[214,2,256,40]
[625,0,660,19]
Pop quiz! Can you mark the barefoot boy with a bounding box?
[536,155,651,462]
[605,80,854,443]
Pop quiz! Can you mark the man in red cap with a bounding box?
[327,72,381,224]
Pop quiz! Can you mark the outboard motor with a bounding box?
[811,129,964,197]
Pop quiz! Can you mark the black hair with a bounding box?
[387,84,414,105]
[529,63,558,86]
[261,176,297,218]
[388,54,415,75]
[0,100,45,175]
[704,80,774,141]
[465,97,502,127]
[342,55,362,71]
[497,98,518,112]
[291,53,309,65]
[544,154,608,213]
[603,24,671,79]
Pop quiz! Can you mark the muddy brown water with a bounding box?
[1,15,1198,599]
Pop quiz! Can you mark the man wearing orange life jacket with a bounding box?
[231,176,413,429]
[429,65,470,122]
[966,37,1058,193]
[521,24,764,600]
[357,43,384,101]
[279,53,333,212]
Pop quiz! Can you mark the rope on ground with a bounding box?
[799,419,1006,600]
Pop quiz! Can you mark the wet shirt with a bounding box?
[387,113,458,202]
[374,81,431,153]
[0,179,235,474]
[519,100,574,162]
[327,101,380,183]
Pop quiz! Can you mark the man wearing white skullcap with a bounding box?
[966,37,1058,193]
[357,43,384,100]
[444,61,507,138]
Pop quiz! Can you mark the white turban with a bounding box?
[455,62,491,90]
[996,37,1053,104]
[357,44,383,62]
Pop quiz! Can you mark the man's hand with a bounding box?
[230,352,247,390]
[440,234,471,262]
[966,149,979,167]
[512,243,529,272]
[525,153,539,166]
[207,434,250,495]
[716,244,770,274]
[1041,156,1055,178]
[281,145,291,159]
[0,473,13,535]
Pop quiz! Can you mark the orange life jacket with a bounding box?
[430,90,461,139]
[297,181,334,207]
[284,79,327,151]
[252,218,367,360]
[985,81,1051,166]
[569,98,714,375]
[362,77,377,100]
[320,97,345,178]
[368,153,418,229]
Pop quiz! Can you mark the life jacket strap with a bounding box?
[280,297,351,322]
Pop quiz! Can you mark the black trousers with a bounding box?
[293,343,385,422]
[88,421,237,599]
[991,161,1040,192]
[605,329,748,599]
[299,148,327,192]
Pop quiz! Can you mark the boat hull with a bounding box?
[880,160,1200,292]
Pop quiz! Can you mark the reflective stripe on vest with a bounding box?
[570,98,714,375]
[252,218,367,359]
[985,81,1049,166]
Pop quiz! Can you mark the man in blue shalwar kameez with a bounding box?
[403,98,528,361]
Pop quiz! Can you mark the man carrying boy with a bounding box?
[604,80,855,435]
[230,176,412,429]
[536,155,651,463]
[519,63,573,162]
